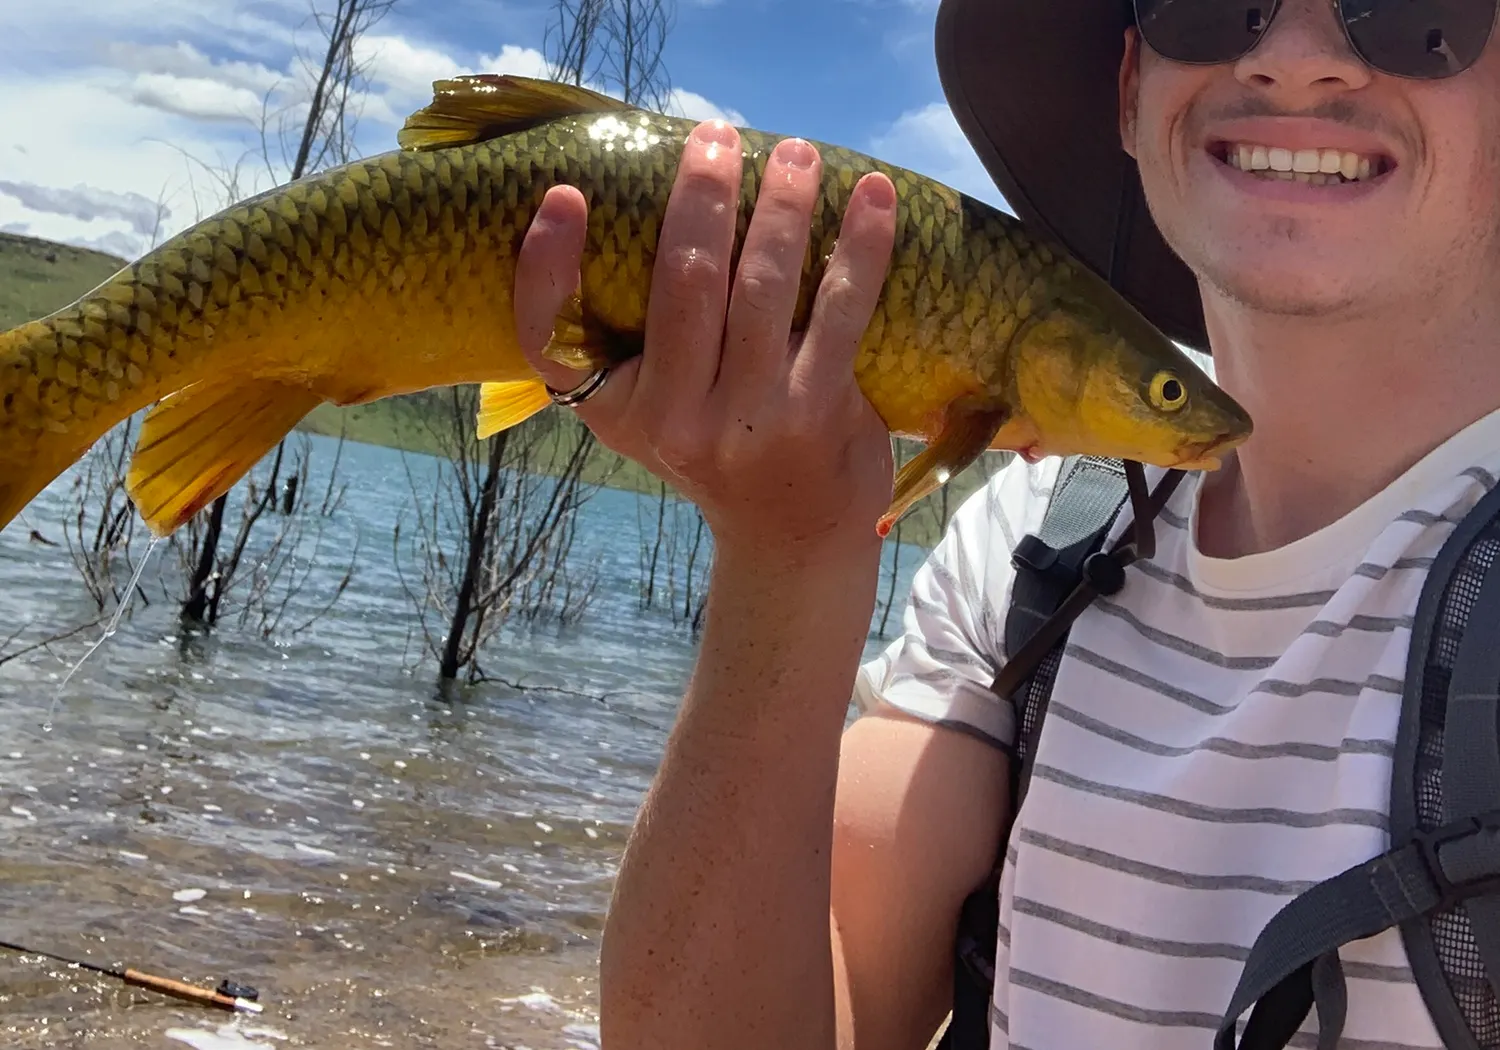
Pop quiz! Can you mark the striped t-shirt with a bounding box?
[854,404,1500,1049]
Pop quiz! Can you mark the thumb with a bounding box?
[514,185,588,384]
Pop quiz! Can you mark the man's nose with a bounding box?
[1234,0,1372,104]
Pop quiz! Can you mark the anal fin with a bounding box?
[477,380,552,439]
[877,405,1009,537]
[476,291,636,439]
[126,378,323,536]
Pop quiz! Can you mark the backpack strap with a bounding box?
[1000,456,1135,807]
[1213,476,1500,1050]
[938,455,1183,1050]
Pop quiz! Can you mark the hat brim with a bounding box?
[934,0,1210,351]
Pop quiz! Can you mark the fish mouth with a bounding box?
[1172,432,1246,472]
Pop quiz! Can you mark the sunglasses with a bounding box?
[1132,0,1499,79]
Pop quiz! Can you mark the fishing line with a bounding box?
[44,534,162,731]
[0,936,262,1014]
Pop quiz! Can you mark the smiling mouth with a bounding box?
[1208,142,1395,185]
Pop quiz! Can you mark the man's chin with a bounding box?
[1195,258,1369,319]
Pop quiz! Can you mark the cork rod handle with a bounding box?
[122,969,238,1011]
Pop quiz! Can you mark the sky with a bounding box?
[0,0,1011,262]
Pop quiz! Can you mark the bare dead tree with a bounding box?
[267,0,398,177]
[546,0,675,109]
[601,0,675,111]
[392,390,601,683]
[0,615,113,669]
[635,480,669,611]
[632,481,711,635]
[544,0,608,88]
[59,417,156,615]
[175,0,393,630]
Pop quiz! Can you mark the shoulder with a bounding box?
[948,453,1062,552]
[853,454,1064,754]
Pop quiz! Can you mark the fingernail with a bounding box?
[860,172,896,210]
[777,138,817,170]
[693,119,738,148]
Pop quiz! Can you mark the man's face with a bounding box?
[1119,0,1500,321]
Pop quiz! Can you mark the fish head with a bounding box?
[1005,265,1253,471]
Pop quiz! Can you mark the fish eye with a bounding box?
[1148,371,1187,412]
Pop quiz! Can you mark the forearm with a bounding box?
[599,537,883,1050]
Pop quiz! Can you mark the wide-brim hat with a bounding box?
[934,0,1210,351]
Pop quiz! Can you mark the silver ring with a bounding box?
[546,366,611,408]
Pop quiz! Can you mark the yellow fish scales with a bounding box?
[0,74,1252,540]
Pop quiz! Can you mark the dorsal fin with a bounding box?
[397,74,632,151]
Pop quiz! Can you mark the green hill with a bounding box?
[0,231,131,330]
[3,231,1003,548]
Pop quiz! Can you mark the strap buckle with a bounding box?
[1413,809,1500,909]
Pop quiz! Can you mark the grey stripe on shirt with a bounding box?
[1030,762,1389,829]
[1017,828,1320,896]
[1063,642,1402,713]
[1010,895,1414,984]
[1007,968,1431,1049]
[1046,699,1395,762]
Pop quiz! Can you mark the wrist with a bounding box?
[699,537,883,688]
[712,526,885,587]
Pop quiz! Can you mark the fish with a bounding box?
[0,73,1253,541]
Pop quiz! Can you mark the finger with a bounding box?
[714,137,822,412]
[629,119,744,424]
[513,185,638,424]
[795,172,897,390]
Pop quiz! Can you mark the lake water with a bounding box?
[0,431,931,1050]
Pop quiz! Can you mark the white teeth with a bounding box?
[1222,143,1384,183]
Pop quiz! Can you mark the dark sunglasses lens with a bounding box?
[1135,0,1275,63]
[1340,0,1497,77]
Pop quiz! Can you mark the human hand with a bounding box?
[512,119,898,566]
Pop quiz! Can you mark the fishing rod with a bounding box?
[0,938,263,1014]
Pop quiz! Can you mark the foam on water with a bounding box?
[164,1022,288,1049]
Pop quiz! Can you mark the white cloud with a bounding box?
[7,0,302,59]
[0,67,285,261]
[664,88,746,127]
[867,101,1007,208]
[128,73,265,124]
[0,6,746,263]
[0,181,169,238]
[355,33,477,108]
[478,45,556,81]
[104,41,284,95]
[71,230,146,260]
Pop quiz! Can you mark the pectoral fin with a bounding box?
[126,378,322,536]
[876,405,1010,537]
